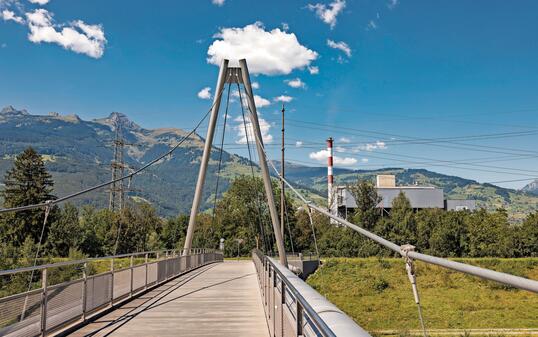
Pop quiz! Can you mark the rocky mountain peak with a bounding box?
[522,179,538,195]
[1,105,29,116]
[94,112,141,131]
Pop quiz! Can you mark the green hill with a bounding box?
[307,257,538,332]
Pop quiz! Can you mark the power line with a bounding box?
[0,87,226,214]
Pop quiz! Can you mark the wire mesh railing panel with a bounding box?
[113,269,131,299]
[132,265,146,292]
[275,283,283,337]
[46,280,83,331]
[147,262,158,285]
[283,306,297,337]
[85,273,111,312]
[0,250,222,336]
[0,289,42,337]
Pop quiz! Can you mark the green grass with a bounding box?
[306,258,538,331]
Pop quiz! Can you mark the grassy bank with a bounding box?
[306,258,538,332]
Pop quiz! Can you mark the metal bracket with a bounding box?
[401,244,428,337]
[225,67,243,84]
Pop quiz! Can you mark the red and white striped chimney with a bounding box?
[327,137,334,208]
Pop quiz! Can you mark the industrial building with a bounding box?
[330,174,476,219]
[325,138,476,219]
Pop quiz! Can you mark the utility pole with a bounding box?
[280,103,285,237]
[109,115,126,211]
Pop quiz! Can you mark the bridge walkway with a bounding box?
[69,261,269,337]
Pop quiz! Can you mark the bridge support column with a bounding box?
[239,59,288,267]
[183,59,229,254]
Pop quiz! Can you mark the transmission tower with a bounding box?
[109,114,126,211]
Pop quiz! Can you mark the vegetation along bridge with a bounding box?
[1,60,537,336]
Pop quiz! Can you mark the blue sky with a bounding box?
[1,0,538,189]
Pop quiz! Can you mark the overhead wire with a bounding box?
[0,87,226,215]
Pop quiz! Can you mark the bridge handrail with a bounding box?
[252,250,370,337]
[0,248,214,276]
[0,249,223,336]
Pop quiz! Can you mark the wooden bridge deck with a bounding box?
[69,261,269,337]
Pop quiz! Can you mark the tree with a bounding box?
[0,147,57,247]
[387,192,416,245]
[511,211,538,257]
[47,203,82,257]
[350,180,381,231]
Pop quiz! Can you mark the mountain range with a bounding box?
[1,105,537,222]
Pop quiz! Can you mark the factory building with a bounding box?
[324,138,476,220]
[330,174,476,219]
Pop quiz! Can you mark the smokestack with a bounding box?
[327,137,334,208]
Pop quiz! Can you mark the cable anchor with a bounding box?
[401,244,428,337]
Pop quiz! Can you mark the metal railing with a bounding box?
[0,249,223,337]
[252,250,370,337]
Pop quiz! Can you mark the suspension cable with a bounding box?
[236,83,270,253]
[20,201,52,321]
[208,82,232,248]
[239,87,538,294]
[0,87,226,215]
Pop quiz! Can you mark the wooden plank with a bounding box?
[69,261,269,337]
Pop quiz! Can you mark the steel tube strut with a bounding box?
[184,59,229,253]
[239,59,288,267]
[308,202,538,294]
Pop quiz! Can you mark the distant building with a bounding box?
[329,174,476,220]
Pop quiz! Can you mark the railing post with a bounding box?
[110,258,114,307]
[40,268,48,337]
[165,251,169,279]
[296,301,303,336]
[130,255,134,297]
[82,262,88,321]
[144,253,148,290]
[281,280,285,337]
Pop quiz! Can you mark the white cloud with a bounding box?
[212,0,225,6]
[285,78,305,89]
[197,86,212,100]
[25,9,106,58]
[307,0,346,29]
[29,0,50,4]
[367,20,378,30]
[327,39,351,57]
[308,66,319,75]
[339,136,350,143]
[353,140,387,152]
[335,146,346,153]
[387,0,398,9]
[295,141,303,148]
[274,95,293,103]
[254,95,271,107]
[230,90,271,108]
[251,81,260,89]
[207,22,318,75]
[281,22,289,31]
[2,9,24,23]
[234,115,273,144]
[361,158,369,163]
[309,149,357,166]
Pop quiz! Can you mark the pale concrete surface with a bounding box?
[69,261,269,337]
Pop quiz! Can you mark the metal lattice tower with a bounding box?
[109,114,126,211]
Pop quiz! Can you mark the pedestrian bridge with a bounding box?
[0,249,367,337]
